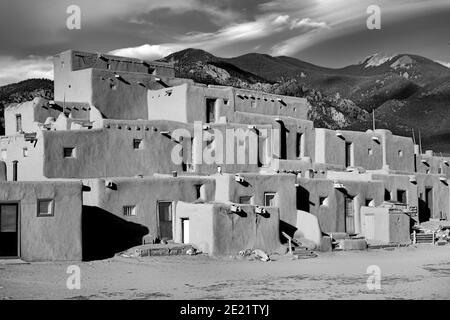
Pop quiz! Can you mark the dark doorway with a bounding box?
[296,133,303,158]
[384,189,391,201]
[158,201,173,240]
[345,142,353,167]
[425,187,433,219]
[277,121,288,160]
[397,189,407,204]
[344,196,355,234]
[0,203,19,257]
[206,98,216,123]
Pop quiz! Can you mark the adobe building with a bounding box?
[0,50,448,261]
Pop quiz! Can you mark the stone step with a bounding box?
[117,243,196,258]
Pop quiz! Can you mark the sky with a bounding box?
[0,0,449,86]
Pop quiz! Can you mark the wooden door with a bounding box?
[158,201,173,240]
[345,197,355,234]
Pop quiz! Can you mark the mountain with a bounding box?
[0,78,53,134]
[164,48,450,154]
[1,50,448,154]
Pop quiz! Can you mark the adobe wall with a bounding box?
[82,175,216,242]
[296,178,384,234]
[376,129,415,172]
[0,181,82,261]
[41,120,193,179]
[415,173,449,221]
[4,98,62,136]
[214,173,297,227]
[175,202,284,256]
[314,128,384,169]
[0,134,45,181]
[417,152,450,178]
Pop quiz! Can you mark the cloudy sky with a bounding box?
[0,0,449,85]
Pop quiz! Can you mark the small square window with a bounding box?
[133,139,143,149]
[123,205,137,216]
[38,199,54,217]
[23,148,28,157]
[63,147,76,158]
[195,184,202,199]
[319,196,327,206]
[223,99,229,105]
[264,192,276,206]
[239,196,252,204]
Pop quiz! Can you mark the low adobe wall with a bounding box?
[175,201,284,256]
[0,181,82,261]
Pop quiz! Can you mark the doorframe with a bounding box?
[181,217,190,244]
[156,200,174,240]
[424,187,433,219]
[0,201,21,259]
[344,195,355,234]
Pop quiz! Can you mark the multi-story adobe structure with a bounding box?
[0,50,448,261]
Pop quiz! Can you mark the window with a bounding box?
[251,100,256,108]
[223,99,229,105]
[264,192,276,206]
[368,148,373,155]
[123,205,137,216]
[61,61,65,68]
[16,114,22,133]
[63,147,76,158]
[239,196,252,204]
[319,196,327,206]
[384,189,391,201]
[23,148,28,157]
[206,98,216,123]
[438,168,442,174]
[397,190,407,204]
[133,139,143,149]
[37,199,54,217]
[296,133,303,158]
[1,149,7,161]
[345,142,353,167]
[398,150,404,157]
[195,184,202,199]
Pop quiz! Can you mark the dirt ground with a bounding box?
[1,244,449,300]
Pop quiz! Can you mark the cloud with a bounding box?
[111,14,325,60]
[175,14,292,44]
[109,44,182,61]
[270,18,330,56]
[0,56,53,86]
[290,18,328,31]
[436,60,450,69]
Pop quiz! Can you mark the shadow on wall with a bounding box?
[279,220,297,244]
[82,206,149,261]
[297,186,311,212]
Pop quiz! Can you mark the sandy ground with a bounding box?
[1,244,449,300]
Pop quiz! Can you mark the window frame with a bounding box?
[37,199,55,217]
[123,205,137,217]
[264,192,277,207]
[63,147,76,158]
